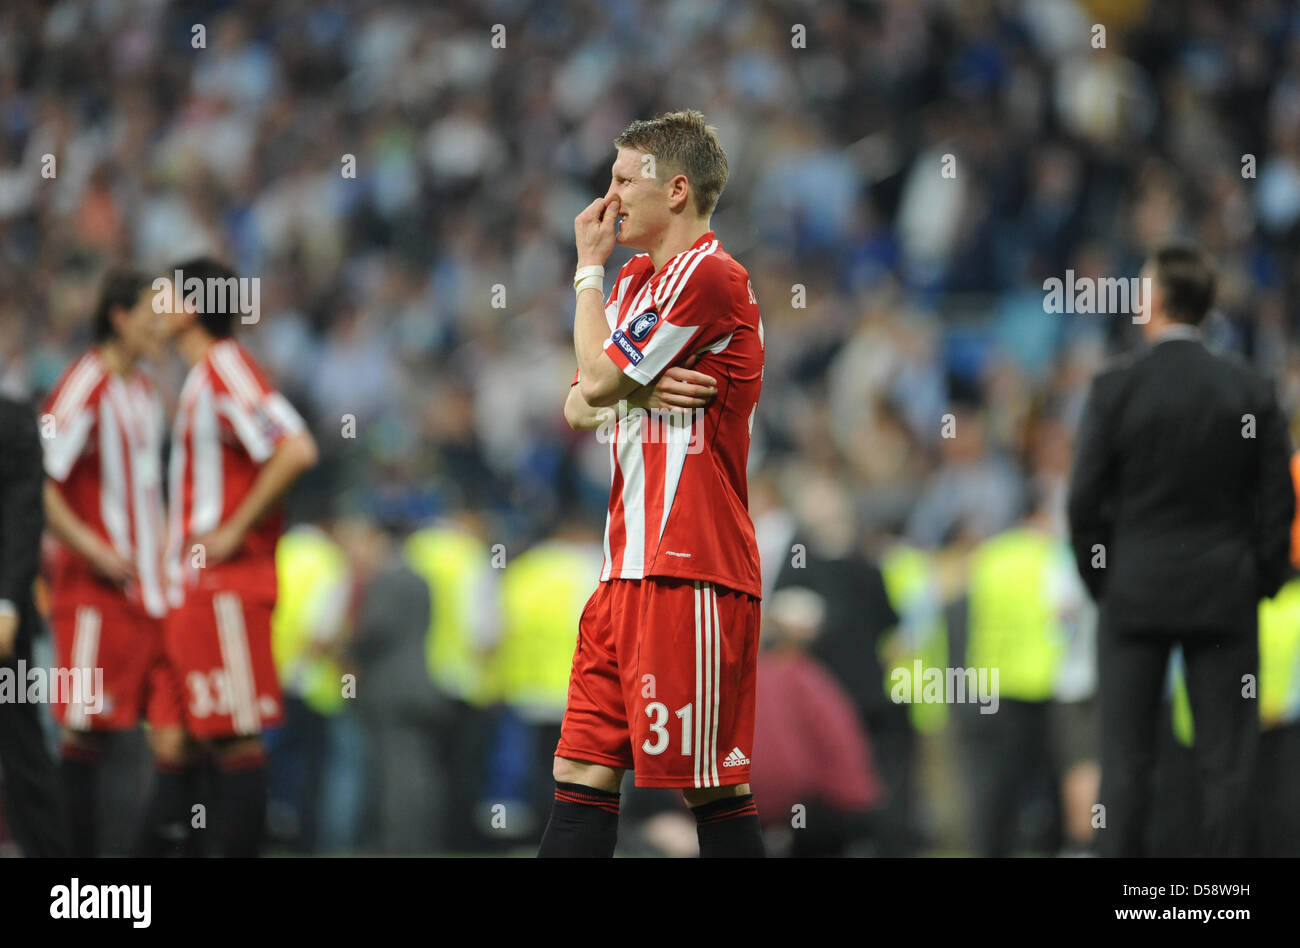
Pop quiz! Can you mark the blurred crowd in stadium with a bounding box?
[2,0,1300,855]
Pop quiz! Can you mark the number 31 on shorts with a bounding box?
[643,701,693,756]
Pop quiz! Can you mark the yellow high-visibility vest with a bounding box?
[881,544,949,733]
[492,541,599,716]
[965,527,1067,703]
[272,526,349,716]
[1172,578,1300,744]
[404,526,495,706]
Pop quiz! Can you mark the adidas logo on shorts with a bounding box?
[722,746,750,767]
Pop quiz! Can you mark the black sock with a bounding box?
[692,794,765,858]
[59,743,100,858]
[135,763,192,857]
[215,750,268,857]
[185,752,213,858]
[537,782,620,857]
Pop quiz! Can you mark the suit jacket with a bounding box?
[1068,335,1295,635]
[0,396,45,652]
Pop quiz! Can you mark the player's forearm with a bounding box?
[43,480,109,563]
[223,432,318,539]
[574,289,633,407]
[564,383,614,431]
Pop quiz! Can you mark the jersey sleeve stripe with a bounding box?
[615,320,698,386]
[262,391,306,436]
[44,358,105,481]
[215,393,274,463]
[209,344,265,411]
[42,408,95,482]
[608,242,719,384]
[48,354,93,418]
[51,356,104,426]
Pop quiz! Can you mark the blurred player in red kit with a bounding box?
[41,270,187,856]
[542,110,766,857]
[160,257,318,856]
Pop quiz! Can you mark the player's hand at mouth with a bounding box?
[628,365,718,414]
[575,195,621,267]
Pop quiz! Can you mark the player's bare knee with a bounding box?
[148,726,188,765]
[212,735,264,763]
[553,756,622,793]
[60,728,105,753]
[552,755,595,784]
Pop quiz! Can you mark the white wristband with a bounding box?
[575,275,604,297]
[573,265,605,288]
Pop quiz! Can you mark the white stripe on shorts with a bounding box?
[66,606,101,731]
[214,592,260,735]
[693,582,722,788]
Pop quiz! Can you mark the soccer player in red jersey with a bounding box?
[159,257,318,856]
[541,111,766,857]
[41,270,187,856]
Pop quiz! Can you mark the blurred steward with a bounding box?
[480,513,602,848]
[267,513,360,853]
[961,487,1096,856]
[343,514,438,853]
[403,508,498,851]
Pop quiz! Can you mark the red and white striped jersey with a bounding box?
[41,349,168,618]
[166,339,306,607]
[578,230,764,598]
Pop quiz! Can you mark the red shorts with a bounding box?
[50,589,182,732]
[164,589,283,740]
[556,578,760,789]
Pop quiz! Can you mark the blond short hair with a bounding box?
[614,109,729,217]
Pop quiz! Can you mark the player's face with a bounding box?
[606,147,670,249]
[119,290,166,361]
[156,293,193,342]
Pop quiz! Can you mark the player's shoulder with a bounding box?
[46,349,107,417]
[618,253,655,279]
[206,338,273,397]
[679,240,750,300]
[54,349,106,390]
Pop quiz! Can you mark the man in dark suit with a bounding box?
[1068,244,1295,857]
[0,395,68,856]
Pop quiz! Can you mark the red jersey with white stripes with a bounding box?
[166,339,306,607]
[42,349,168,618]
[582,230,764,598]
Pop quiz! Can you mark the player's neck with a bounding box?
[648,218,712,273]
[1142,310,1166,343]
[176,325,215,367]
[97,339,136,377]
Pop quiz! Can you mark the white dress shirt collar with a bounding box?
[1152,322,1203,345]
